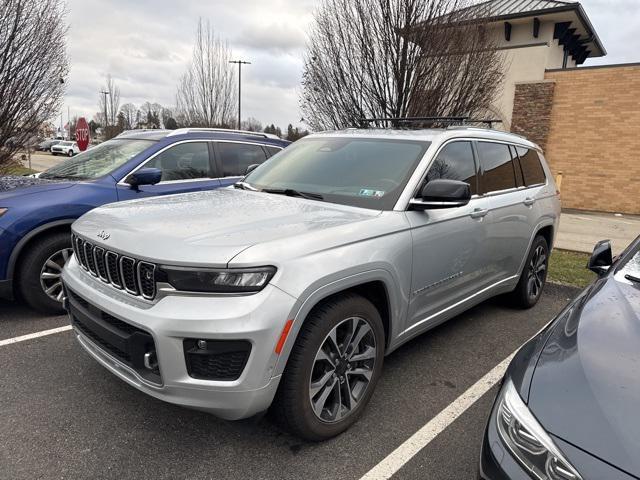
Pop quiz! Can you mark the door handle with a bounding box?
[470,208,489,219]
[523,197,536,207]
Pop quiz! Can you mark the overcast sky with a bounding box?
[62,0,638,131]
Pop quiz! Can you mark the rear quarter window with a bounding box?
[516,147,546,186]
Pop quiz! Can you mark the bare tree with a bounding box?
[119,103,138,130]
[0,0,68,170]
[241,117,263,132]
[175,19,237,127]
[300,0,505,130]
[98,74,121,127]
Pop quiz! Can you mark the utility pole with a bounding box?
[229,60,251,130]
[100,90,110,128]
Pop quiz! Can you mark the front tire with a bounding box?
[67,150,73,157]
[17,232,72,315]
[510,236,549,309]
[272,293,385,441]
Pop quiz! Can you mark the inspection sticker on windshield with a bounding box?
[359,189,385,198]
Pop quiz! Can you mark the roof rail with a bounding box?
[116,129,169,137]
[359,117,503,129]
[166,127,281,140]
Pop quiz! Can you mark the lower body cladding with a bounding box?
[61,258,297,420]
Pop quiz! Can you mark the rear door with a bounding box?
[213,141,273,188]
[476,141,532,282]
[116,141,221,200]
[405,140,494,333]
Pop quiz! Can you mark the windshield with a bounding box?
[40,139,155,180]
[618,242,640,280]
[243,137,430,210]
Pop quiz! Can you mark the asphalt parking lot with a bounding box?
[0,283,579,480]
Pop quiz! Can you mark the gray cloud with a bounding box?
[60,0,637,131]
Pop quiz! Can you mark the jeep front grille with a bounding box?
[71,234,157,300]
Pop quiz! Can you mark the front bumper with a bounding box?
[62,257,297,420]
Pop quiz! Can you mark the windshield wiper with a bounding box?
[233,181,258,191]
[625,274,640,283]
[261,188,324,201]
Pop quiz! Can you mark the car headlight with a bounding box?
[159,266,276,293]
[0,208,7,218]
[496,379,582,480]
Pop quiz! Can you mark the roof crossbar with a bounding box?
[359,117,503,129]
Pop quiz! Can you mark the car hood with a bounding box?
[72,188,383,267]
[0,175,75,200]
[528,277,640,477]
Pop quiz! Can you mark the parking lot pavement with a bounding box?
[16,152,64,172]
[557,210,640,255]
[0,284,579,480]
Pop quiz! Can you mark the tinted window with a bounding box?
[218,142,268,177]
[145,142,210,181]
[425,141,477,195]
[516,147,546,186]
[245,137,430,210]
[477,142,516,194]
[265,146,282,158]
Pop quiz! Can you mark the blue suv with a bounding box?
[0,128,289,314]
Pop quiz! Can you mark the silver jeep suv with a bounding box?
[62,127,560,440]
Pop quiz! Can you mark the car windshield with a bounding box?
[243,136,430,210]
[40,138,155,180]
[618,242,640,280]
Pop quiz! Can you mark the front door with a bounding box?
[405,141,494,335]
[116,141,221,200]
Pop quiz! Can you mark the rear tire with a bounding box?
[67,150,73,157]
[509,236,549,309]
[17,231,72,315]
[272,293,385,441]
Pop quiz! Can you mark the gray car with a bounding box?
[62,127,560,440]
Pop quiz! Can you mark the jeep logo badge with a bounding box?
[97,230,110,240]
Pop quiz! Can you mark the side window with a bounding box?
[477,142,516,194]
[425,141,477,195]
[516,147,546,186]
[265,146,282,158]
[218,143,268,177]
[145,142,210,181]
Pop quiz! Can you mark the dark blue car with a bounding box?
[0,128,289,314]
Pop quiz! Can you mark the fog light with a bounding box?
[143,351,158,370]
[197,339,207,350]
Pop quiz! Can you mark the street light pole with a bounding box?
[100,90,110,128]
[229,60,251,130]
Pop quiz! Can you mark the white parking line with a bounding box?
[0,325,72,347]
[360,351,516,480]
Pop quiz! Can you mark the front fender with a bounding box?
[272,268,405,376]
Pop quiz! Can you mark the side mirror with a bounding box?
[245,164,260,175]
[409,179,471,210]
[588,239,613,275]
[126,168,162,190]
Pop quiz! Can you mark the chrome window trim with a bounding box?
[117,139,281,186]
[116,139,214,186]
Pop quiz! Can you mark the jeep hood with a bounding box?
[528,278,640,478]
[72,188,383,267]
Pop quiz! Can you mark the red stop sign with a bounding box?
[75,117,90,151]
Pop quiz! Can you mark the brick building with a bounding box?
[440,0,639,214]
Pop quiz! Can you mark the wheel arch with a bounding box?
[515,219,556,278]
[8,219,75,283]
[273,269,400,377]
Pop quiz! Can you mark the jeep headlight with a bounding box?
[159,266,276,293]
[496,379,582,480]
